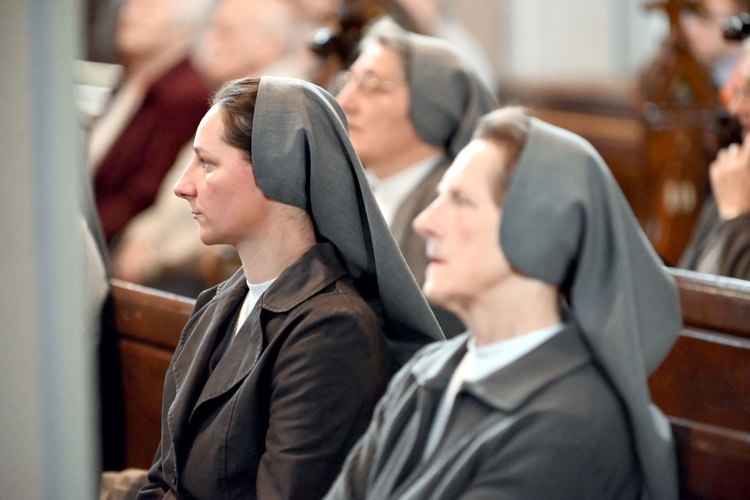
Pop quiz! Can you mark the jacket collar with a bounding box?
[411,324,591,412]
[172,242,348,428]
[261,242,346,312]
[212,241,346,313]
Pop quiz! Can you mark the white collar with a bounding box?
[463,323,565,381]
[366,154,443,226]
[235,277,276,337]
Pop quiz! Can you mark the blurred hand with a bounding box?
[710,135,750,220]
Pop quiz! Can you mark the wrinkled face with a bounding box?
[728,53,750,134]
[681,0,741,67]
[174,105,272,248]
[335,43,422,175]
[413,139,511,313]
[116,0,185,58]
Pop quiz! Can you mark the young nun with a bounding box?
[326,107,682,499]
[137,77,443,500]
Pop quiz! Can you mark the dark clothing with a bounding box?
[679,196,750,280]
[94,58,211,243]
[138,243,393,500]
[326,325,640,500]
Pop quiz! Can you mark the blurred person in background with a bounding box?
[679,47,750,280]
[335,16,497,337]
[681,0,750,92]
[88,0,214,244]
[110,0,316,296]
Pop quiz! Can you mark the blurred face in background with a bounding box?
[194,0,293,87]
[681,0,745,68]
[116,0,190,60]
[336,42,421,177]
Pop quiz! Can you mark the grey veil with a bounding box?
[369,17,498,159]
[251,76,444,365]
[501,119,682,500]
[405,30,497,158]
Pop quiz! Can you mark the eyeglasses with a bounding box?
[336,70,402,94]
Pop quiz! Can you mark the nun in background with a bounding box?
[137,76,444,500]
[335,15,498,338]
[326,107,682,499]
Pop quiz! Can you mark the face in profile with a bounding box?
[174,105,271,248]
[335,43,421,174]
[413,139,512,313]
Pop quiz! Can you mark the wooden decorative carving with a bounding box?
[638,0,720,265]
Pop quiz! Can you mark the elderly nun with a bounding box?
[137,76,444,500]
[326,107,682,499]
[336,16,498,338]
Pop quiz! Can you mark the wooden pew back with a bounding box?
[103,272,750,497]
[649,269,750,499]
[105,278,192,469]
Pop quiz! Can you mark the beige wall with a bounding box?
[454,0,667,81]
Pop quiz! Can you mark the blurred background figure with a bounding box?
[87,0,214,245]
[288,0,343,24]
[307,0,388,89]
[679,47,750,280]
[681,0,750,92]
[308,0,497,94]
[194,0,315,87]
[86,0,124,64]
[110,0,322,296]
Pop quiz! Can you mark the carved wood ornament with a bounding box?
[638,0,720,265]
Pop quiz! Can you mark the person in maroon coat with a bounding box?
[88,0,213,243]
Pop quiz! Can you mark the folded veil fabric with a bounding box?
[500,118,682,500]
[408,36,497,158]
[251,76,445,365]
[376,17,498,159]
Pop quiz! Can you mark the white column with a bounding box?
[0,0,99,498]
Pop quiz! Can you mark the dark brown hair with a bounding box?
[210,77,261,163]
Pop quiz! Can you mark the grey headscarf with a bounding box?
[251,76,444,365]
[366,17,498,159]
[501,118,682,500]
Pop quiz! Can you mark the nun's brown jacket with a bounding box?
[137,243,393,500]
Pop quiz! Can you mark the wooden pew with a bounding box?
[649,269,750,499]
[102,272,750,498]
[102,278,193,469]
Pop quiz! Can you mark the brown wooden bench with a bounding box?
[101,278,193,470]
[102,271,750,498]
[649,269,750,499]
